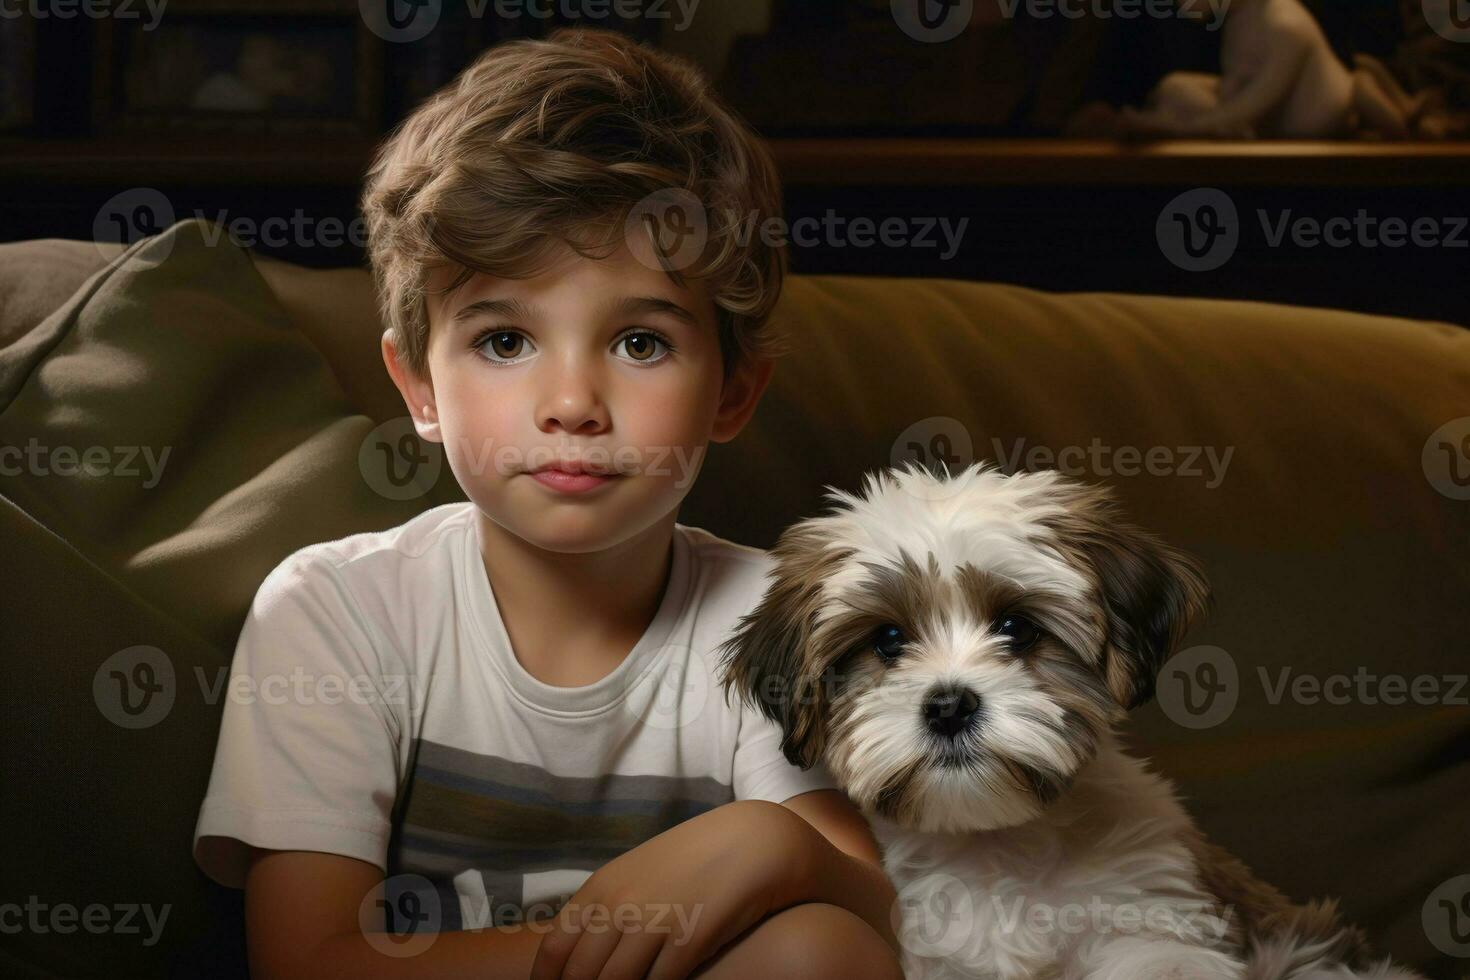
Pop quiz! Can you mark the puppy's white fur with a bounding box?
[871,731,1242,979]
[718,462,1423,980]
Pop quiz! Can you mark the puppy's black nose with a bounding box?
[923,685,982,739]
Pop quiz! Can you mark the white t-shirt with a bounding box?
[192,502,838,931]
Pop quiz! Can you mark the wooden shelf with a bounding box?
[3,136,1469,187]
[769,138,1470,187]
[0,136,381,187]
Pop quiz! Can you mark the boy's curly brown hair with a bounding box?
[361,27,789,383]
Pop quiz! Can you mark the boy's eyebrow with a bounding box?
[600,295,700,328]
[451,295,699,328]
[451,297,533,326]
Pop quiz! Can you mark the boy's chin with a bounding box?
[488,484,677,554]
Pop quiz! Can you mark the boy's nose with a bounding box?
[536,374,609,435]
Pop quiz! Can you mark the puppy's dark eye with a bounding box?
[995,614,1042,653]
[872,624,907,663]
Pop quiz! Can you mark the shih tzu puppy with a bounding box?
[717,462,1422,980]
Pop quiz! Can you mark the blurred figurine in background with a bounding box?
[1119,0,1425,138]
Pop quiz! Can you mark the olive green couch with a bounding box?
[1,219,1466,978]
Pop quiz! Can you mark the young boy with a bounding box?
[192,27,905,980]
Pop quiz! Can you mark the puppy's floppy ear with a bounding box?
[1043,482,1212,710]
[716,521,847,770]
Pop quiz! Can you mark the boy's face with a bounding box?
[383,239,773,555]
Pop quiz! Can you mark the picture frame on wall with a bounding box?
[91,0,382,138]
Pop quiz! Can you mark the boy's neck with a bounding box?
[474,509,678,688]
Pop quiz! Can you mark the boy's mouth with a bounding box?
[526,459,623,494]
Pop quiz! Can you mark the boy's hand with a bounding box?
[528,799,814,980]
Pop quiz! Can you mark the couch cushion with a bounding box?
[0,239,124,351]
[0,495,249,977]
[0,220,457,976]
[0,238,407,428]
[0,218,458,651]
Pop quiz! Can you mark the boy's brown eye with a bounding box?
[486,332,522,358]
[621,332,660,361]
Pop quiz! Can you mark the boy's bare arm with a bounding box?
[762,801,902,958]
[245,848,546,980]
[245,800,902,980]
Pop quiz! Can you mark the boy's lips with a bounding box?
[528,459,617,476]
[526,460,623,494]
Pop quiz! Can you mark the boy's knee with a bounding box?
[758,902,905,980]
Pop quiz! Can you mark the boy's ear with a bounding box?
[711,355,775,444]
[381,330,442,444]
